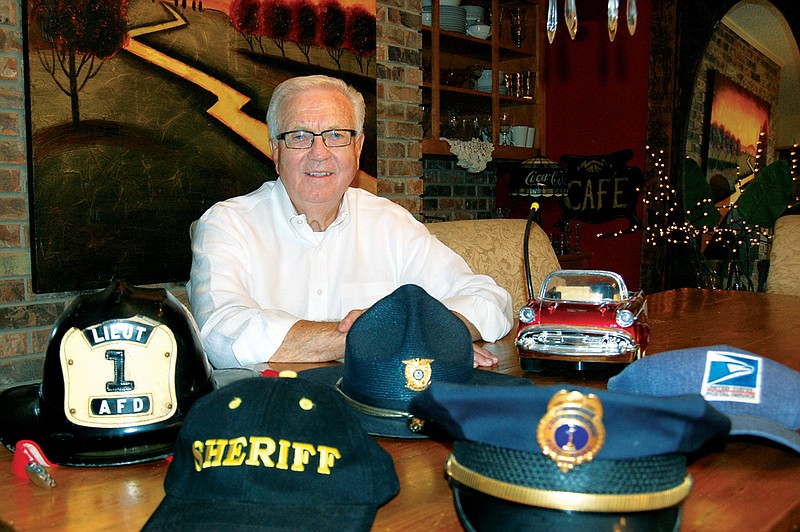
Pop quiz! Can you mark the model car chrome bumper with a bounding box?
[515,325,640,358]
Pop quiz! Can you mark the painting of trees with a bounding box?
[29,0,129,124]
[291,1,319,64]
[319,0,346,70]
[263,0,293,57]
[346,5,376,73]
[229,0,266,52]
[227,0,376,73]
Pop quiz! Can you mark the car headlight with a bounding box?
[518,306,536,323]
[616,309,635,328]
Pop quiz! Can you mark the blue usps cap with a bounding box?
[608,345,800,453]
[143,376,399,531]
[408,383,730,531]
[301,284,530,438]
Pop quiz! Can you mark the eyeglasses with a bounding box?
[276,129,357,149]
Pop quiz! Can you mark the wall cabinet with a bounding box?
[421,0,545,160]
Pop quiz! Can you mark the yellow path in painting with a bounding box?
[125,2,273,158]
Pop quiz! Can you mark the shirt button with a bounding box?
[296,219,303,225]
[317,289,322,295]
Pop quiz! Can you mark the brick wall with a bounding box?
[422,157,497,220]
[685,21,780,165]
[0,0,424,389]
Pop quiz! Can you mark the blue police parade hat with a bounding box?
[408,382,731,531]
[608,345,800,453]
[144,375,399,531]
[301,284,531,439]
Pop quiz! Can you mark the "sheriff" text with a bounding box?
[192,437,341,475]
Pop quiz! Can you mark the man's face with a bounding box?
[270,88,365,217]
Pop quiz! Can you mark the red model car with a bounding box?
[515,270,649,372]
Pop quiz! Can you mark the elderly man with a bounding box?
[188,75,512,368]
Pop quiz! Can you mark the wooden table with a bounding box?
[1,289,798,531]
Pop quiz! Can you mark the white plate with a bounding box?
[439,6,466,15]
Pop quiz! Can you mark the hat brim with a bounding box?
[143,494,380,532]
[0,384,178,466]
[451,479,684,532]
[728,413,800,454]
[300,365,531,439]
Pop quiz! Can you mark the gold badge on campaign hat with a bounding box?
[403,358,434,391]
[537,390,606,473]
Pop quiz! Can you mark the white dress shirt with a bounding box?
[188,179,513,367]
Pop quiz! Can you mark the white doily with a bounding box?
[442,138,495,173]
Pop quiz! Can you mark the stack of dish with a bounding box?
[476,70,509,94]
[476,69,494,93]
[439,5,467,33]
[463,5,484,26]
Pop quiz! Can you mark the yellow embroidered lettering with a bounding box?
[192,441,205,472]
[245,436,277,467]
[316,445,341,474]
[275,439,291,470]
[290,442,317,472]
[203,439,228,468]
[222,436,248,466]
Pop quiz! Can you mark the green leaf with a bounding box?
[683,158,722,229]
[735,160,792,228]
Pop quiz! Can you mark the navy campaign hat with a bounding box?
[608,345,800,453]
[143,375,399,532]
[0,280,221,466]
[301,284,530,439]
[409,383,731,531]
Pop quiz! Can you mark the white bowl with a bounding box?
[466,24,491,39]
[440,0,461,6]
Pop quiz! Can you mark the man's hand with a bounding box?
[338,308,367,333]
[473,343,499,368]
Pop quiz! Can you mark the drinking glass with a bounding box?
[509,7,527,47]
[499,113,512,146]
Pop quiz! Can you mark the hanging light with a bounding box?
[627,0,638,35]
[508,150,568,198]
[545,0,638,43]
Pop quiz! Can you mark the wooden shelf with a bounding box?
[421,0,545,161]
[421,139,538,160]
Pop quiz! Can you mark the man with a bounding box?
[188,75,512,368]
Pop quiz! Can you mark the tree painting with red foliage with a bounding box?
[291,0,320,64]
[319,0,346,70]
[30,0,129,124]
[229,0,265,52]
[263,0,293,57]
[345,5,375,73]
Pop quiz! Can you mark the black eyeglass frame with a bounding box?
[275,129,358,149]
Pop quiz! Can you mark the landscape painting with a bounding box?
[25,0,377,293]
[703,72,770,200]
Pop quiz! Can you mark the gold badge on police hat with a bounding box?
[537,389,605,473]
[403,358,434,391]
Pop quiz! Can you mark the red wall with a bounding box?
[499,1,652,290]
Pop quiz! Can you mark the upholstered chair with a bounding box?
[426,219,561,312]
[766,215,800,296]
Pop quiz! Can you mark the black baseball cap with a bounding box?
[301,284,531,438]
[409,382,731,531]
[143,375,399,531]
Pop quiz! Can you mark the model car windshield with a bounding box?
[541,272,626,302]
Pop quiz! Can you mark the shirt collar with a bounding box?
[277,178,352,236]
